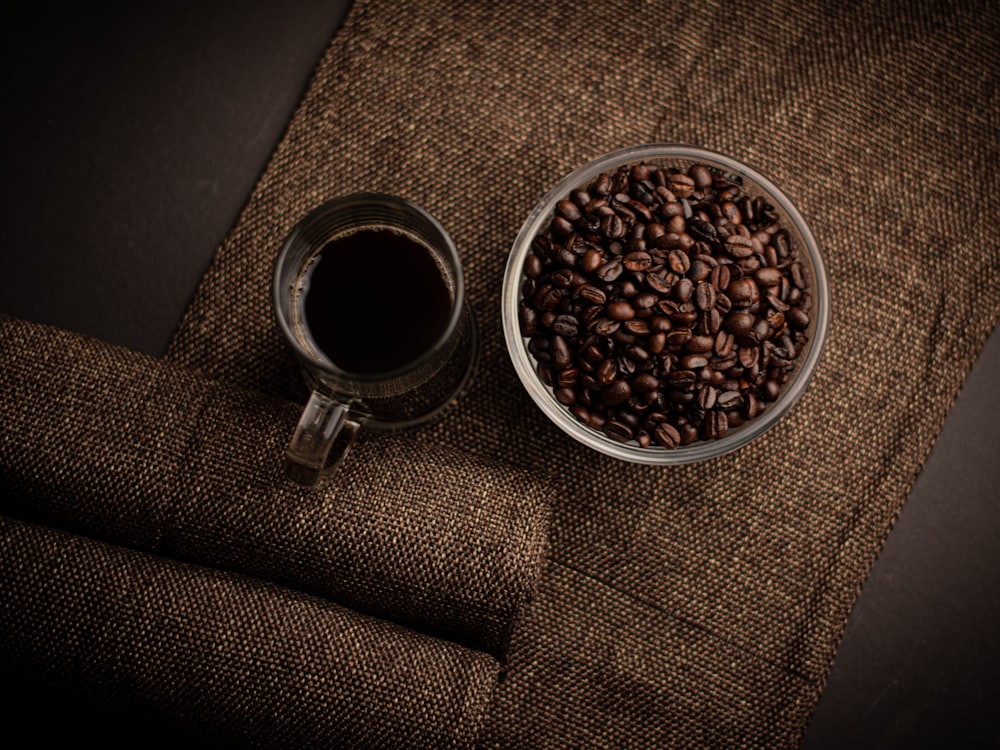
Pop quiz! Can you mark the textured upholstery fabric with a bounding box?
[0,515,498,749]
[164,0,1000,746]
[0,314,551,656]
[2,0,997,746]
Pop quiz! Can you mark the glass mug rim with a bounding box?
[272,191,467,383]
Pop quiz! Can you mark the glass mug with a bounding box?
[273,193,477,485]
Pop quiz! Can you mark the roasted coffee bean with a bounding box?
[581,248,604,274]
[551,336,572,369]
[687,217,719,246]
[686,334,715,353]
[720,201,742,225]
[667,388,695,406]
[623,250,653,271]
[648,315,671,333]
[724,311,754,335]
[668,369,697,388]
[664,214,685,234]
[554,386,576,406]
[551,215,575,238]
[790,261,808,289]
[536,364,554,387]
[761,378,781,402]
[634,292,658,310]
[653,422,682,448]
[519,303,538,337]
[680,353,709,370]
[615,351,637,376]
[710,351,739,371]
[786,306,810,329]
[556,367,579,387]
[666,328,692,347]
[716,390,743,410]
[667,248,691,274]
[602,418,634,443]
[704,410,729,439]
[552,314,580,338]
[580,343,604,364]
[694,281,717,311]
[576,284,607,306]
[668,173,696,199]
[646,271,672,294]
[591,173,613,196]
[698,307,723,336]
[524,254,544,279]
[648,331,667,354]
[710,263,731,292]
[556,199,582,223]
[597,259,623,282]
[696,385,718,411]
[752,317,770,342]
[555,245,577,268]
[624,319,651,336]
[607,300,636,321]
[672,277,694,302]
[602,379,632,406]
[593,317,620,336]
[727,278,759,306]
[552,268,575,289]
[687,257,713,283]
[528,336,550,361]
[755,266,782,287]
[626,344,650,364]
[601,213,626,239]
[738,346,760,369]
[714,329,735,356]
[766,290,789,313]
[631,373,660,393]
[595,357,617,385]
[580,373,602,393]
[688,164,714,190]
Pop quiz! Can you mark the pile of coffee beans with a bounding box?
[517,161,813,449]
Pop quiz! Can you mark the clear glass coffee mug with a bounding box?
[272,193,477,485]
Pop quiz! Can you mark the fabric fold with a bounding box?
[0,314,552,657]
[160,0,1000,746]
[0,514,499,749]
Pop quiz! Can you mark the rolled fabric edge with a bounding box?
[0,514,501,749]
[0,314,553,656]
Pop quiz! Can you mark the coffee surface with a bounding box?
[303,228,451,374]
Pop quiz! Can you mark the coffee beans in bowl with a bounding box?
[502,144,829,464]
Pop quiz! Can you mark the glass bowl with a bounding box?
[501,143,830,464]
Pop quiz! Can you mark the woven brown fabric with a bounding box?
[0,314,551,656]
[0,514,498,749]
[163,0,1000,746]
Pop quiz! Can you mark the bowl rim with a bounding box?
[501,143,830,464]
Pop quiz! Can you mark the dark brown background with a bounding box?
[1,2,997,747]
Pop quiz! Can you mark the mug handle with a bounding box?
[284,390,361,485]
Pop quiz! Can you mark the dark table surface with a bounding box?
[2,3,998,747]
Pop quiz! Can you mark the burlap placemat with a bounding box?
[166,0,999,746]
[0,314,550,657]
[0,515,497,749]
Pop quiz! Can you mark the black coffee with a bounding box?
[302,227,452,374]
